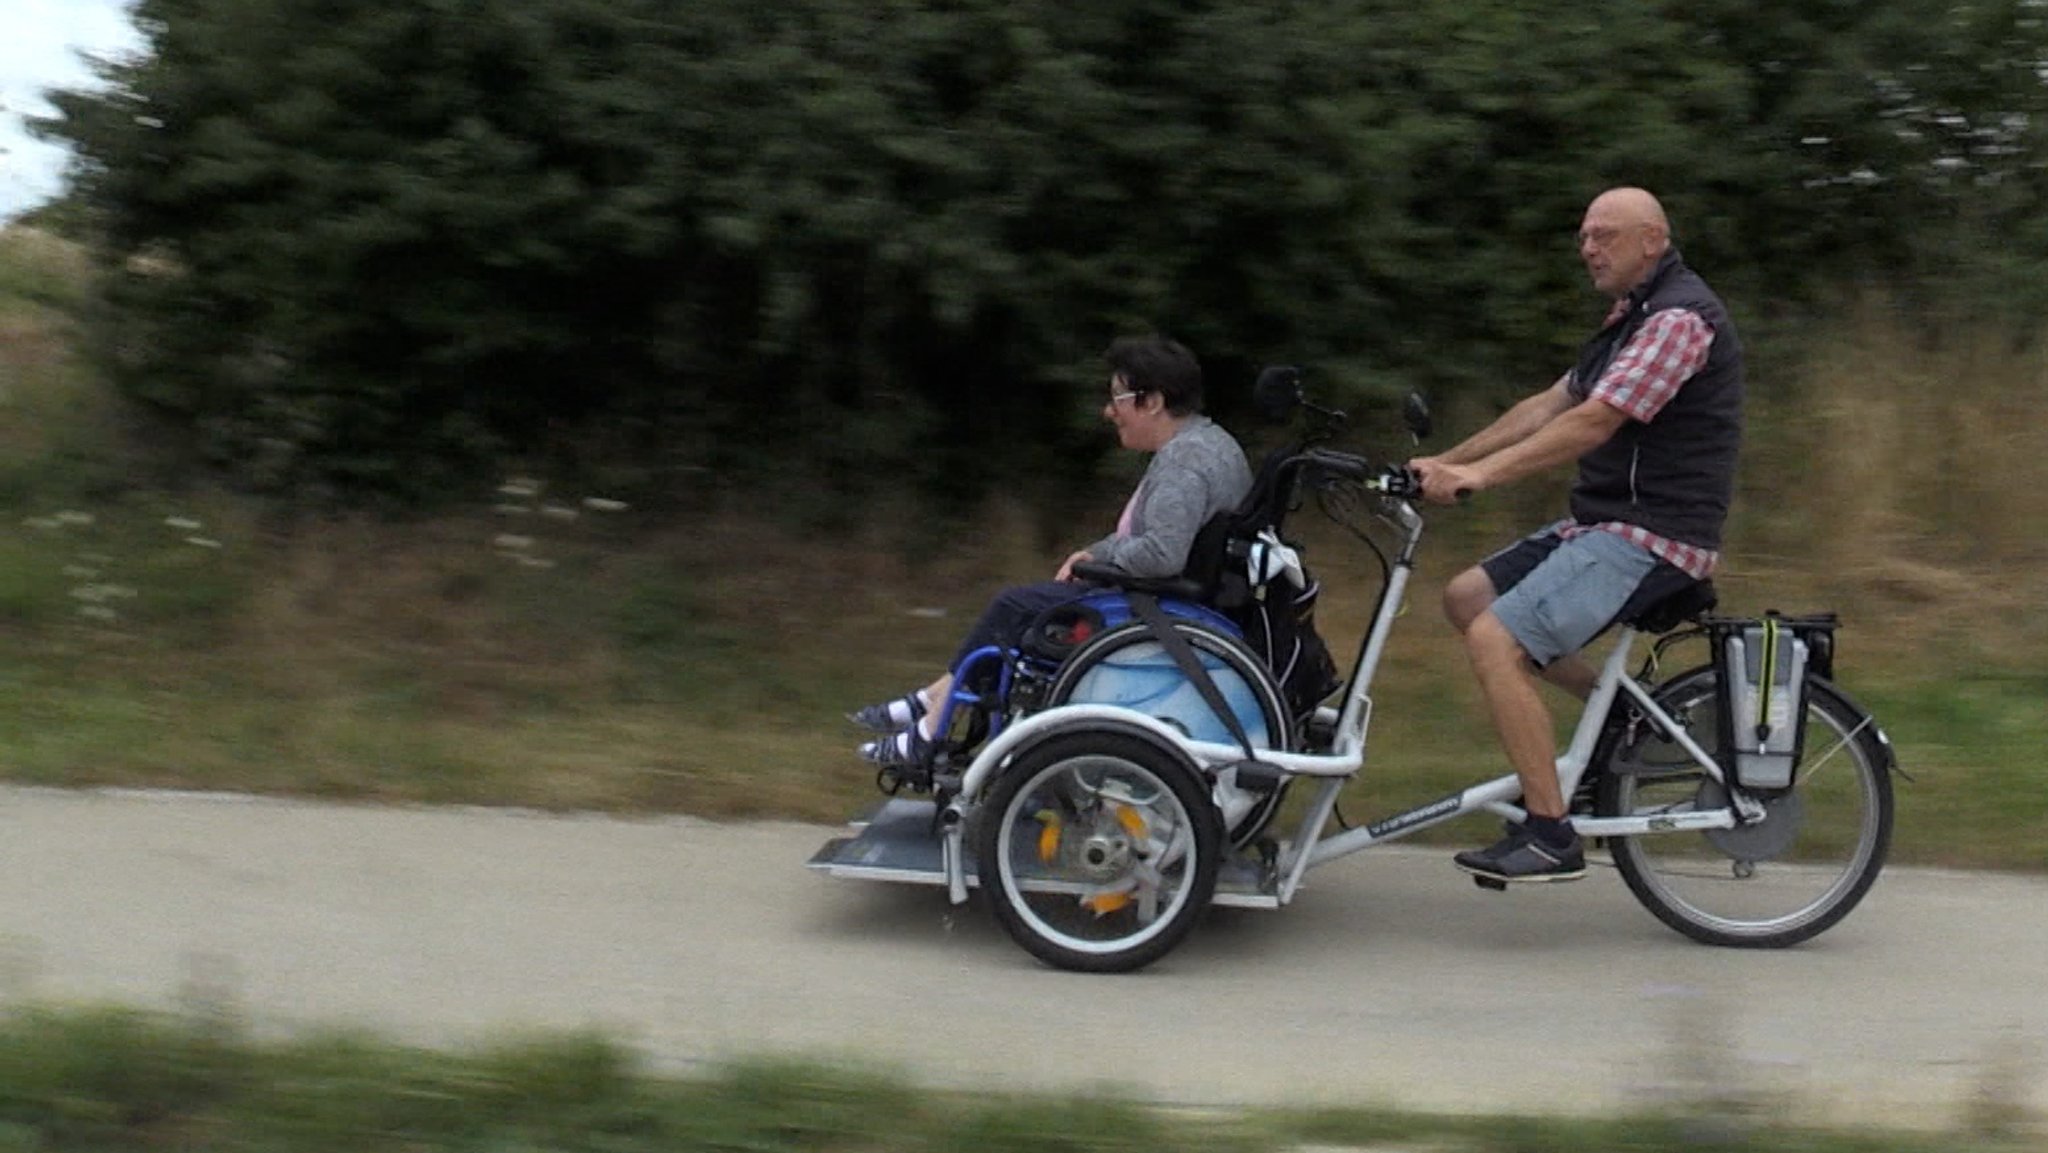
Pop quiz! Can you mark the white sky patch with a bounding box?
[0,0,144,221]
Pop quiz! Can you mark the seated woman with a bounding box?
[852,334,1254,765]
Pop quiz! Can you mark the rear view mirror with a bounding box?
[1253,366,1303,422]
[1403,392,1433,442]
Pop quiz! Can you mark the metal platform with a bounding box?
[805,797,958,887]
[806,797,1284,908]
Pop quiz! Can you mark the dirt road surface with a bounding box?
[3,786,2042,1129]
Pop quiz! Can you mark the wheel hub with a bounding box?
[1699,779,1805,862]
[1071,814,1138,882]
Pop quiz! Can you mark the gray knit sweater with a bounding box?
[1083,415,1253,578]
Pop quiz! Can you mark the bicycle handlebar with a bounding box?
[1298,449,1424,499]
[1301,448,1373,482]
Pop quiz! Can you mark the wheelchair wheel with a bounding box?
[1594,665,1894,948]
[1045,619,1293,848]
[977,729,1220,973]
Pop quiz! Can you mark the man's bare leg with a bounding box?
[1463,612,1567,818]
[1444,566,1597,700]
[1449,609,1587,881]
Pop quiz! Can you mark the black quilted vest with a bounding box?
[1567,250,1743,550]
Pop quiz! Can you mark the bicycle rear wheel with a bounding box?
[1595,666,1894,948]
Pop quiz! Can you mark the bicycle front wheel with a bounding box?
[1595,666,1894,948]
[977,729,1220,973]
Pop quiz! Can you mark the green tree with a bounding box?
[33,0,2048,509]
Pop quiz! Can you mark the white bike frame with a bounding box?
[938,491,1754,910]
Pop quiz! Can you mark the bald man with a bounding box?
[1410,187,1744,883]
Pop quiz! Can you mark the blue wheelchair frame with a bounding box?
[925,589,1247,756]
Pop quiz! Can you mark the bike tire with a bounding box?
[1595,665,1894,948]
[977,728,1221,973]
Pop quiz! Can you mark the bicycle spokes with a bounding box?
[1603,669,1893,947]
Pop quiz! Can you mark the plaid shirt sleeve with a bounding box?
[1587,308,1714,422]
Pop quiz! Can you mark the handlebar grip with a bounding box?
[1303,449,1373,481]
[1376,466,1470,502]
[1376,464,1422,497]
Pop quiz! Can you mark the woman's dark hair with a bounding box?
[1104,335,1203,415]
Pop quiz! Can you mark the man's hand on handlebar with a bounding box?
[1410,457,1483,505]
[1055,550,1094,582]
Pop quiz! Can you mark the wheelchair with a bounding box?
[869,413,1344,853]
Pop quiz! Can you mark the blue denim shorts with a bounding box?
[1481,525,1693,666]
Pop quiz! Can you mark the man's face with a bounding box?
[1577,205,1660,297]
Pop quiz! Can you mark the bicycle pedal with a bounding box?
[1472,875,1508,893]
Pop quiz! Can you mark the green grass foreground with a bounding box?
[0,1005,2033,1152]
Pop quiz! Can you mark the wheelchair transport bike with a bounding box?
[808,370,1900,973]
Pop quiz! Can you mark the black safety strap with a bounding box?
[1126,592,1259,763]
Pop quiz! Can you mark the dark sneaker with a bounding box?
[1453,824,1586,883]
[858,725,932,768]
[848,693,926,733]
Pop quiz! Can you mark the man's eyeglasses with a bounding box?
[1577,224,1641,248]
[1109,389,1142,406]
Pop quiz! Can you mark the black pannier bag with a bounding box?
[1704,611,1838,793]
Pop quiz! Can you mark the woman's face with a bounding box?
[1104,373,1168,451]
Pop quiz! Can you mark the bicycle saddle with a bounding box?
[1623,579,1718,634]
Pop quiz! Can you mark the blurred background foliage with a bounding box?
[26,0,2048,514]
